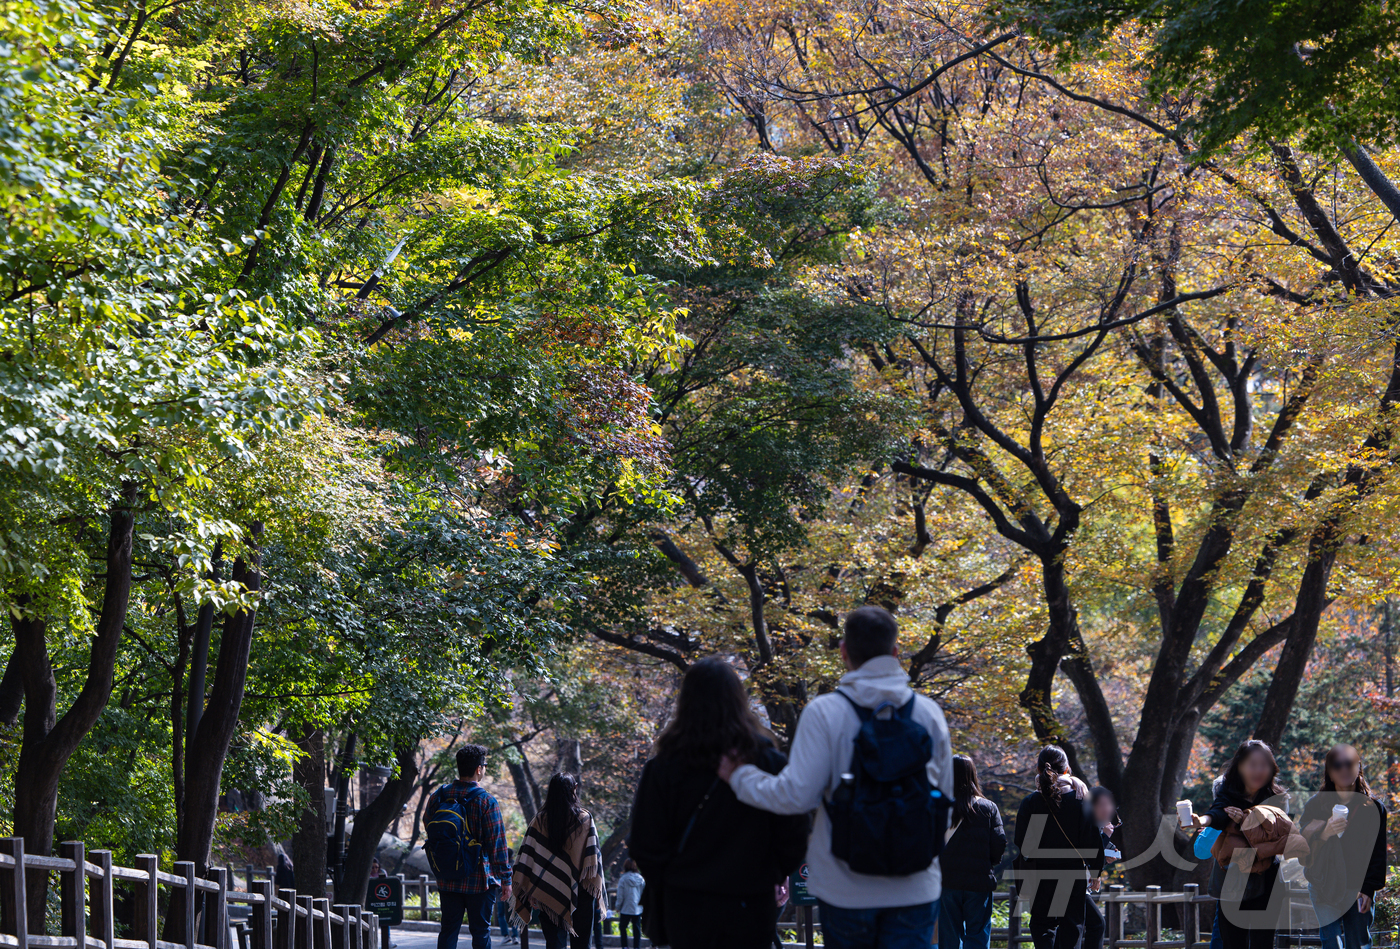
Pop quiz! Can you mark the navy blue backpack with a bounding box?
[424,785,486,881]
[825,692,950,876]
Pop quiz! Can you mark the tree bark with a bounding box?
[508,756,542,823]
[328,732,357,892]
[291,726,329,897]
[0,651,23,727]
[176,530,263,873]
[338,744,420,906]
[184,542,222,803]
[12,484,136,930]
[556,737,582,777]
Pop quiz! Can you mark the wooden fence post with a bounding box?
[208,866,230,949]
[313,898,333,949]
[4,838,28,948]
[1184,884,1200,949]
[1146,885,1161,949]
[1107,885,1125,949]
[297,895,314,949]
[278,889,298,949]
[61,841,86,945]
[177,861,198,949]
[1008,889,1022,948]
[91,849,115,949]
[135,854,159,949]
[252,880,273,949]
[418,876,429,921]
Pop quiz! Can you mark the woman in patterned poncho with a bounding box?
[512,772,603,948]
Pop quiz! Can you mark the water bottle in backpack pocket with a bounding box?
[425,785,486,881]
[825,691,951,876]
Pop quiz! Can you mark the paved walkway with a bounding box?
[385,923,648,949]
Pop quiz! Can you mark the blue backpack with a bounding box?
[825,691,950,876]
[424,785,486,881]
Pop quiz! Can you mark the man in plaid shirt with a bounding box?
[426,745,513,949]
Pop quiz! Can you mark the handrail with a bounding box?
[0,838,381,949]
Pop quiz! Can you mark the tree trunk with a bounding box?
[176,531,263,873]
[556,737,582,777]
[1254,522,1340,746]
[292,726,329,897]
[0,651,23,727]
[338,744,420,906]
[599,817,632,873]
[508,757,541,823]
[328,732,357,892]
[12,486,136,930]
[184,542,222,808]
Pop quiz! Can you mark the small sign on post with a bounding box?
[788,864,818,949]
[367,878,403,926]
[788,864,818,907]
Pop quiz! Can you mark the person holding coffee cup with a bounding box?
[1193,740,1291,949]
[1300,745,1390,949]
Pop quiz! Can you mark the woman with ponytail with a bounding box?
[1013,746,1103,949]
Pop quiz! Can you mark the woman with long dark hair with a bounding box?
[939,755,1006,949]
[1013,746,1103,949]
[1195,740,1298,949]
[628,658,808,949]
[512,773,603,949]
[1300,744,1390,949]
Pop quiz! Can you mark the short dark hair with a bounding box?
[456,744,488,777]
[624,858,638,872]
[843,606,899,666]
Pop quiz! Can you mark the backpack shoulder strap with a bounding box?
[896,694,917,719]
[834,688,873,722]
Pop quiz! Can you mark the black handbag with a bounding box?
[642,778,720,947]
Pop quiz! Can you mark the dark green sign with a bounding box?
[789,863,818,907]
[367,877,403,925]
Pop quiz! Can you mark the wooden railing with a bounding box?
[0,839,380,949]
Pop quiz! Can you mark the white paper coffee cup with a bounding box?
[1176,800,1193,827]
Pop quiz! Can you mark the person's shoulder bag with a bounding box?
[640,776,719,947]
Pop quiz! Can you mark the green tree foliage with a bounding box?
[996,0,1400,156]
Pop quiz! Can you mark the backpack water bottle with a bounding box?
[424,785,486,881]
[825,691,950,876]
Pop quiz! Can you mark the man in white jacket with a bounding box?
[719,606,954,948]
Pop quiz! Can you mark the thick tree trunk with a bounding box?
[184,543,222,806]
[292,726,329,897]
[1254,523,1341,746]
[12,487,136,930]
[556,737,582,777]
[176,532,263,873]
[0,652,23,727]
[328,732,357,892]
[508,756,541,823]
[338,744,420,906]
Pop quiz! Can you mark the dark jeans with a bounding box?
[495,898,518,939]
[617,914,642,949]
[667,888,777,949]
[1028,879,1088,949]
[440,889,497,949]
[940,889,995,949]
[1313,891,1374,949]
[1217,913,1275,949]
[540,900,596,949]
[1084,895,1104,949]
[817,898,936,949]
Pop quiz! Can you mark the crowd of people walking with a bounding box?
[420,607,1391,949]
